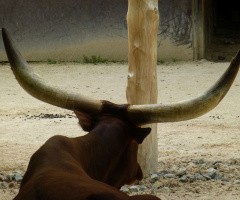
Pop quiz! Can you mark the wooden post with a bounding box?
[126,0,159,173]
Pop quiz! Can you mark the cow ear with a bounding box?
[133,127,151,144]
[74,110,94,131]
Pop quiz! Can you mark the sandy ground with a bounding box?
[0,60,240,199]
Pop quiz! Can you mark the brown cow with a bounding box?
[2,28,240,200]
[14,109,159,200]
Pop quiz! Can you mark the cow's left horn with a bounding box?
[2,28,102,115]
[127,51,240,124]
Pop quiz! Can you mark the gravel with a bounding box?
[120,158,240,196]
[0,172,23,189]
[1,158,240,197]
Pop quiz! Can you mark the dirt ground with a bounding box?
[0,60,240,199]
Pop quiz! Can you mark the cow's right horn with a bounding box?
[127,51,240,125]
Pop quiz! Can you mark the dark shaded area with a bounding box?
[158,0,192,47]
[206,0,240,61]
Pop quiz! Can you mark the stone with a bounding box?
[176,167,187,177]
[180,175,188,183]
[205,172,216,179]
[206,167,217,173]
[234,180,240,185]
[6,171,23,182]
[203,174,211,180]
[129,185,139,193]
[160,170,172,175]
[192,158,207,165]
[198,158,207,164]
[151,186,157,191]
[195,174,206,181]
[150,173,160,183]
[15,175,23,183]
[0,181,8,189]
[205,168,217,179]
[120,186,130,194]
[139,185,148,191]
[213,160,222,165]
[0,174,6,181]
[214,174,222,180]
[164,174,176,179]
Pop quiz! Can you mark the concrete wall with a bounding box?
[0,0,193,61]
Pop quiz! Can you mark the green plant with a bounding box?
[83,55,108,64]
[172,58,177,62]
[0,61,7,65]
[158,60,165,64]
[48,59,57,64]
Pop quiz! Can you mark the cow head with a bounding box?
[74,106,151,188]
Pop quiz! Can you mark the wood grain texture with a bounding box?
[126,0,159,173]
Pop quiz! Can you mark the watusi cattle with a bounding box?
[2,28,240,200]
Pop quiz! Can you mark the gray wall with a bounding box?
[0,0,193,61]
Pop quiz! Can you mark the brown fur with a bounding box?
[14,109,161,200]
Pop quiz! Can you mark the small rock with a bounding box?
[120,186,130,194]
[195,174,206,181]
[206,167,217,173]
[214,174,222,180]
[129,185,139,193]
[193,158,207,165]
[234,180,240,185]
[0,181,8,189]
[213,160,222,165]
[180,175,188,183]
[139,185,148,191]
[151,186,157,191]
[6,173,15,181]
[213,160,222,169]
[6,172,23,182]
[222,178,229,182]
[205,168,217,179]
[0,174,6,181]
[176,167,187,177]
[213,163,221,169]
[150,173,160,183]
[164,174,176,179]
[160,170,172,175]
[15,175,23,183]
[203,174,211,180]
[160,187,170,191]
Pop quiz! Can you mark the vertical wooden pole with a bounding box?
[127,0,159,173]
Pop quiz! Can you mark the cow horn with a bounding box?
[127,51,240,124]
[2,28,102,115]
